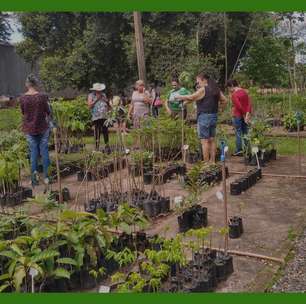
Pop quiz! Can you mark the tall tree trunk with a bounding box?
[224,12,228,88]
[133,12,146,84]
[289,17,298,95]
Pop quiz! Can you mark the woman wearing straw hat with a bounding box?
[87,83,110,151]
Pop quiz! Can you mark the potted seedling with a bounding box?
[214,227,234,282]
[229,202,245,239]
[178,163,209,233]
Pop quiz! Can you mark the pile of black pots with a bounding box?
[187,151,202,164]
[42,232,162,292]
[245,149,277,166]
[143,164,187,185]
[84,190,171,219]
[112,231,156,253]
[58,143,85,154]
[177,205,208,233]
[230,168,262,195]
[50,162,80,179]
[49,187,71,202]
[228,216,243,239]
[164,250,233,292]
[155,147,182,162]
[184,166,229,187]
[287,125,304,132]
[0,187,33,207]
[128,163,152,178]
[77,159,127,181]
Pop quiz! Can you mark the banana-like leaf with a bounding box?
[53,268,70,279]
[0,273,10,281]
[10,244,23,257]
[13,266,26,292]
[0,283,10,293]
[56,257,77,266]
[0,250,17,260]
[32,250,59,263]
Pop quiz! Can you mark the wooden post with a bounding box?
[224,12,228,87]
[53,128,63,203]
[181,107,186,164]
[222,160,229,254]
[133,11,146,83]
[298,123,302,175]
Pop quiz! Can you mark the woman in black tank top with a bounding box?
[177,73,227,163]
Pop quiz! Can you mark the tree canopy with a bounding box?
[16,12,306,93]
[0,12,11,42]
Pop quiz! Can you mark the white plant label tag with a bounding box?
[174,196,183,207]
[224,146,229,153]
[252,146,259,154]
[216,191,224,201]
[125,148,130,155]
[29,268,38,277]
[183,145,189,151]
[99,285,110,293]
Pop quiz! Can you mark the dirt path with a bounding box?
[16,154,306,292]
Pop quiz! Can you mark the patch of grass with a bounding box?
[227,135,305,157]
[287,227,298,242]
[84,133,134,147]
[0,108,22,131]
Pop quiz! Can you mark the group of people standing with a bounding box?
[19,72,252,189]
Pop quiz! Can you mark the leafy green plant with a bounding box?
[283,111,304,130]
[181,162,209,212]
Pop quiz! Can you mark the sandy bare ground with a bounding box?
[14,154,306,292]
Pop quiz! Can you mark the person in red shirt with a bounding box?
[227,79,252,156]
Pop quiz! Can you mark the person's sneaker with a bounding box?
[43,178,50,194]
[232,151,243,157]
[43,177,50,185]
[31,171,39,187]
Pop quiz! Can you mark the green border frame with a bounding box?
[1,0,306,302]
[1,0,306,11]
[3,294,306,303]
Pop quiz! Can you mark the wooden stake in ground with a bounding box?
[53,128,63,203]
[220,144,229,255]
[298,122,302,175]
[222,160,229,255]
[133,12,146,83]
[181,105,186,164]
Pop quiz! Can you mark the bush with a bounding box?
[0,108,22,132]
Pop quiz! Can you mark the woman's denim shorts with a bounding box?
[197,113,218,139]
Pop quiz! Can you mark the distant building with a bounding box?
[0,42,33,97]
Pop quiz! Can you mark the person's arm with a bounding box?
[87,94,95,108]
[219,92,227,111]
[20,97,24,115]
[143,91,153,105]
[165,92,172,114]
[128,100,134,118]
[44,95,51,116]
[177,87,205,104]
[244,94,252,124]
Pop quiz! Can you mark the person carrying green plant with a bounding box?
[226,79,252,156]
[177,73,227,163]
[87,83,111,151]
[20,74,51,187]
[165,78,190,120]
